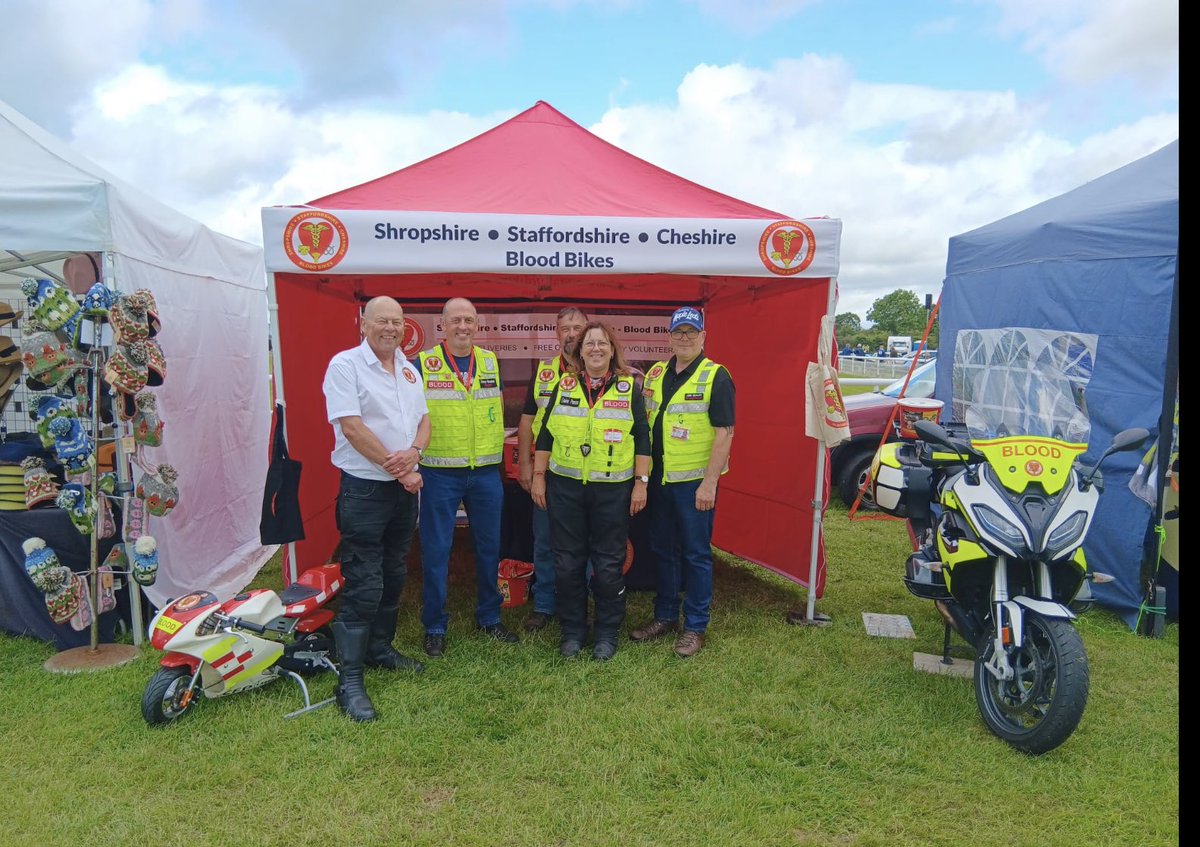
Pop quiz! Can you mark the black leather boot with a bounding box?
[332,620,377,722]
[366,603,425,672]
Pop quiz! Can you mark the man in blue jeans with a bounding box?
[515,306,588,632]
[631,306,735,658]
[323,296,429,722]
[415,297,518,657]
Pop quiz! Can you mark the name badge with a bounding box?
[604,429,623,443]
[671,426,690,440]
[685,392,705,401]
[560,396,580,407]
[479,378,498,388]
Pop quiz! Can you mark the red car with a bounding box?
[832,358,937,508]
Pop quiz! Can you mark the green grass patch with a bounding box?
[0,504,1178,847]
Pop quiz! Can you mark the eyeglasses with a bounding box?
[670,329,700,340]
[582,339,612,349]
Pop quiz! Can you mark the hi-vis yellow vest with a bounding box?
[547,374,636,483]
[530,355,564,441]
[420,345,503,468]
[644,357,727,483]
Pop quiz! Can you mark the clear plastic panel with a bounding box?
[952,328,1097,442]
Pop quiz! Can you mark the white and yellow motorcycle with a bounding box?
[873,398,1147,753]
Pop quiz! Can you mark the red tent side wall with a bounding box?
[276,276,362,568]
[708,281,828,595]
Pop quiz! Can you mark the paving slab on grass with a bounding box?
[862,612,916,639]
[913,652,973,678]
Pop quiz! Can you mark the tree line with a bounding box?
[836,289,939,354]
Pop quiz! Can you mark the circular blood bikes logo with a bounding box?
[560,376,578,391]
[758,220,816,276]
[1025,460,1044,477]
[283,211,349,271]
[401,317,424,358]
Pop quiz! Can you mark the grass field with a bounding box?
[0,503,1178,847]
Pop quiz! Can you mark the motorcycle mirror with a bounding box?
[1082,427,1152,488]
[913,419,951,445]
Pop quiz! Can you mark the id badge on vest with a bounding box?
[671,425,690,441]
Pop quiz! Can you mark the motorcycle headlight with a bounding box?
[971,504,1026,553]
[1045,510,1088,557]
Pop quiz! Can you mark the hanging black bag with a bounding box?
[260,403,305,544]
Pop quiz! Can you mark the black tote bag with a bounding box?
[260,404,305,544]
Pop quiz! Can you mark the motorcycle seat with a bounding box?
[281,563,343,617]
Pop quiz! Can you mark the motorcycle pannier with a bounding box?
[871,442,932,519]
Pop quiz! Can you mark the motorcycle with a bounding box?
[872,396,1148,754]
[141,562,344,725]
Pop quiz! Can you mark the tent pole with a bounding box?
[266,272,297,584]
[803,277,839,623]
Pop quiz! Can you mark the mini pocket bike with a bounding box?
[141,563,343,725]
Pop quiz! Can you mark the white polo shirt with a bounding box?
[323,339,428,481]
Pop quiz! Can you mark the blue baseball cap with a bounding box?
[669,306,704,332]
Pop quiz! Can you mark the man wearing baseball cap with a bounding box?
[631,305,735,657]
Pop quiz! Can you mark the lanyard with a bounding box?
[582,371,610,408]
[442,342,475,390]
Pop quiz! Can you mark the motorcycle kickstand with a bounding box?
[281,661,337,720]
[940,622,954,665]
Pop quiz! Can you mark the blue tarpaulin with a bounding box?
[936,141,1178,627]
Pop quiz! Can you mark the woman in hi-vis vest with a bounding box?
[530,322,651,661]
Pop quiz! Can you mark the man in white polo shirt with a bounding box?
[322,296,430,723]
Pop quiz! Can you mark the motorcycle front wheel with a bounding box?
[974,612,1089,754]
[142,667,199,726]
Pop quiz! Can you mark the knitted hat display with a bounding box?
[21,456,60,508]
[21,278,80,332]
[144,338,166,386]
[33,394,76,448]
[103,341,149,419]
[45,573,86,625]
[102,542,128,582]
[131,536,159,586]
[23,536,64,591]
[48,415,95,475]
[20,325,84,391]
[81,282,117,317]
[132,392,164,446]
[109,290,160,344]
[136,464,179,517]
[96,564,117,613]
[56,482,97,535]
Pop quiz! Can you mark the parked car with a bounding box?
[832,358,937,508]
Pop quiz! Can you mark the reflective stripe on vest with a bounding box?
[547,376,636,483]
[645,357,727,483]
[419,345,504,468]
[531,356,562,441]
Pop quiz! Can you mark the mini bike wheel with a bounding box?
[142,667,198,726]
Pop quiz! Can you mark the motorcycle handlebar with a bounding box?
[225,615,268,634]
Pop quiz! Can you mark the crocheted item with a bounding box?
[56,482,97,535]
[136,464,178,517]
[131,535,159,586]
[109,290,160,344]
[22,278,80,332]
[21,457,60,508]
[48,415,95,475]
[81,282,117,317]
[104,341,151,419]
[96,564,117,613]
[144,338,166,386]
[20,327,84,391]
[33,394,76,449]
[45,572,85,624]
[132,392,164,446]
[102,542,128,574]
[23,536,62,590]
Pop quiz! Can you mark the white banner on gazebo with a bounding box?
[262,209,841,278]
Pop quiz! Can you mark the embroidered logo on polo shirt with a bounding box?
[402,369,417,384]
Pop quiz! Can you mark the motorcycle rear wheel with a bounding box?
[142,667,198,726]
[974,612,1089,754]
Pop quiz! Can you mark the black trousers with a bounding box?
[547,474,631,644]
[334,472,418,626]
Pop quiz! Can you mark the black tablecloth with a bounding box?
[0,509,129,650]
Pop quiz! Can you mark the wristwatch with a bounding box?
[635,475,650,484]
[415,446,425,459]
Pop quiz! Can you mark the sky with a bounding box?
[0,0,1178,321]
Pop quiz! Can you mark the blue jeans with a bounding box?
[648,478,715,633]
[419,466,504,634]
[530,502,556,615]
[335,472,418,627]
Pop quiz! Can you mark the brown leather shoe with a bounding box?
[674,630,705,658]
[523,611,553,633]
[630,619,678,642]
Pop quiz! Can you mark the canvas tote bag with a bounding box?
[260,404,305,544]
